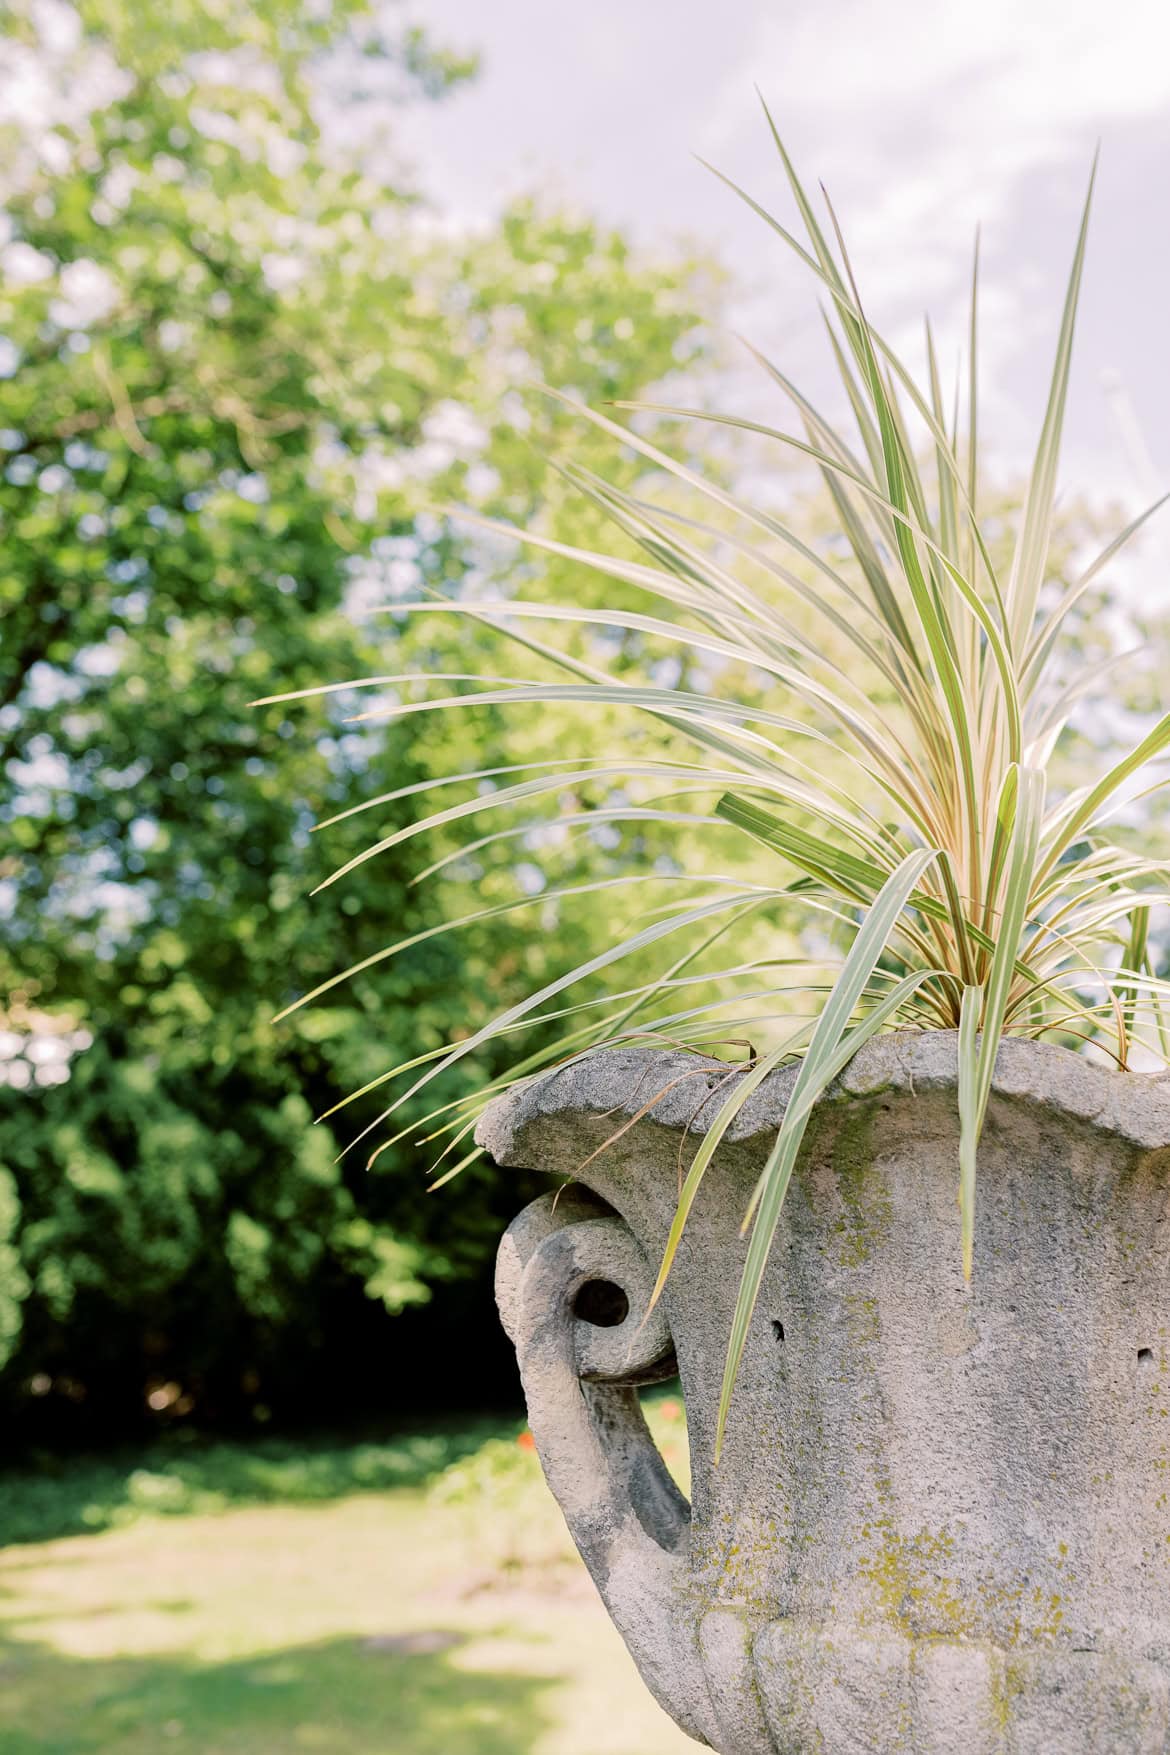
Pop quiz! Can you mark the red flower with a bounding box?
[659,1399,682,1421]
[516,1429,536,1451]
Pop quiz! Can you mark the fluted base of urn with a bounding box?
[705,1615,1170,1754]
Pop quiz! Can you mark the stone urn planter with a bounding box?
[478,1033,1170,1754]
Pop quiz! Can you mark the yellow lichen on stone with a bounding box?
[858,1524,971,1637]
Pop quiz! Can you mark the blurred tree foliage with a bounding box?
[0,0,719,1433]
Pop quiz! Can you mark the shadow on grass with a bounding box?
[0,1625,555,1755]
[0,1417,519,1548]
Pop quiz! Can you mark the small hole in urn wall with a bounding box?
[771,1319,786,1342]
[573,1279,629,1327]
[1138,1347,1154,1367]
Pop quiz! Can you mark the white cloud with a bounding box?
[703,0,1170,229]
[391,0,1170,589]
[701,0,1170,405]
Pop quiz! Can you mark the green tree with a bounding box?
[0,0,714,1430]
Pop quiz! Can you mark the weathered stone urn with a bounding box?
[478,1033,1170,1754]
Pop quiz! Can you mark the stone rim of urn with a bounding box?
[477,1032,1170,1755]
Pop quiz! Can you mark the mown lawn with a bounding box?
[0,1402,694,1754]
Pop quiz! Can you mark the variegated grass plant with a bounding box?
[261,117,1170,1452]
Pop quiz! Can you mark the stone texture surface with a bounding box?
[481,1034,1170,1753]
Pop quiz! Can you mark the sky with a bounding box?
[398,0,1170,574]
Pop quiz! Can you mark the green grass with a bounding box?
[0,1417,511,1548]
[0,1403,693,1754]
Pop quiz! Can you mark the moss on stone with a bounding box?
[828,1101,890,1267]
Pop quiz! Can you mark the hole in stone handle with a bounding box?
[1138,1346,1154,1367]
[573,1278,630,1327]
